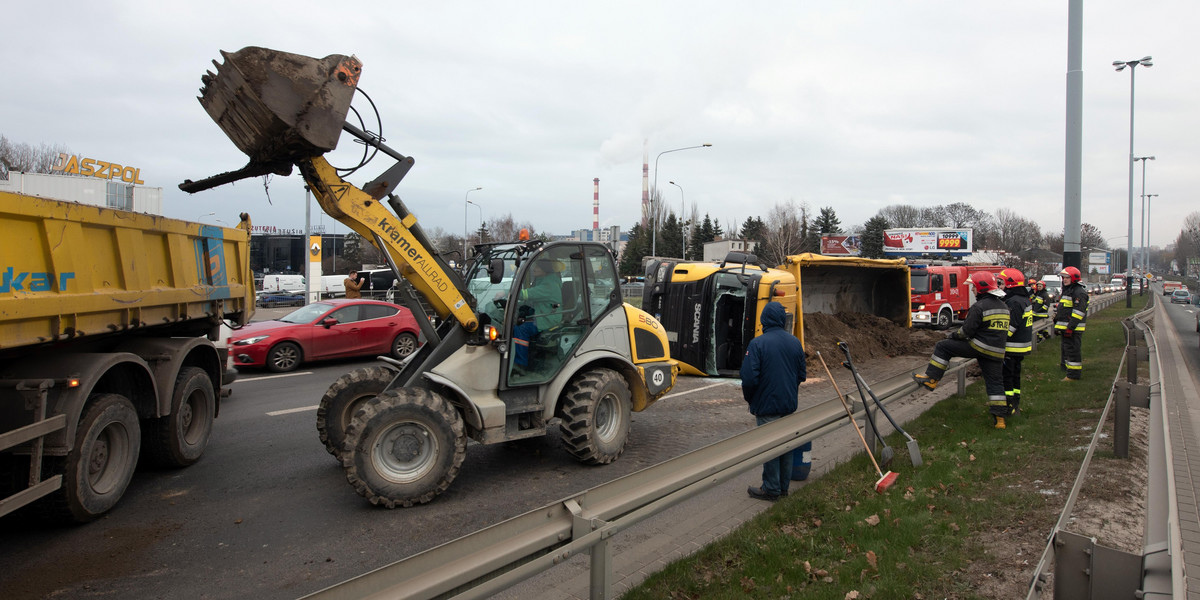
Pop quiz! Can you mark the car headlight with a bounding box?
[233,335,270,346]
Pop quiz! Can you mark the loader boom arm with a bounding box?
[299,156,478,332]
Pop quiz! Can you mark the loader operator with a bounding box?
[1054,266,1088,381]
[998,269,1033,418]
[520,259,564,332]
[913,271,1011,429]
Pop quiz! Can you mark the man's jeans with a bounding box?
[757,415,794,496]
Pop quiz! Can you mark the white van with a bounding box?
[261,274,306,293]
[1041,275,1062,301]
[321,275,346,298]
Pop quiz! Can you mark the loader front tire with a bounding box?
[559,368,632,465]
[317,366,396,460]
[341,388,466,508]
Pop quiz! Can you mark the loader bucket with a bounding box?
[193,46,361,176]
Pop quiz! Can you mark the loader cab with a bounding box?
[498,243,622,386]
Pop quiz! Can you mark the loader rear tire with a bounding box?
[559,368,631,465]
[317,366,396,460]
[341,388,466,508]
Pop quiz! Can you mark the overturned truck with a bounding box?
[643,252,910,376]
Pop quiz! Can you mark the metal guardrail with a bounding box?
[1023,291,1186,599]
[303,360,977,600]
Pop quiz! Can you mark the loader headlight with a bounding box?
[233,335,270,346]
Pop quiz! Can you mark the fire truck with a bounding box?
[910,263,1005,329]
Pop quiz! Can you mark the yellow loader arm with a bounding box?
[179,46,478,332]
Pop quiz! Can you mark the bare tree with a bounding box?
[759,200,811,265]
[0,135,71,173]
[486,214,541,242]
[876,204,923,228]
[993,208,1043,254]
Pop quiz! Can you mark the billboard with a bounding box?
[820,235,862,256]
[882,228,973,257]
[1087,251,1110,275]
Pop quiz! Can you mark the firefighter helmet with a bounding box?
[968,271,998,294]
[997,268,1026,289]
[1033,280,1045,291]
[1060,266,1082,284]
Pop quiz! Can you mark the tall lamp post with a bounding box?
[1144,193,1158,275]
[466,199,483,245]
[1114,56,1152,308]
[652,144,711,257]
[463,187,482,261]
[669,181,685,258]
[1133,155,1154,273]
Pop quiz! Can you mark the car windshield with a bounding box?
[280,302,333,323]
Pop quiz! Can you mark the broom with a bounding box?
[817,351,899,494]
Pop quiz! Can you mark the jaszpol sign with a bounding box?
[51,153,144,185]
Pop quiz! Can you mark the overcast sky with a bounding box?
[3,1,1196,252]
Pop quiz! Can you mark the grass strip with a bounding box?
[623,296,1148,600]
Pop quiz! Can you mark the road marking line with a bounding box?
[661,380,738,400]
[234,371,313,383]
[267,405,319,416]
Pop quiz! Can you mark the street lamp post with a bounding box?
[669,181,685,259]
[652,144,711,257]
[1134,156,1154,273]
[1144,193,1158,274]
[466,200,483,245]
[1114,56,1152,308]
[463,187,482,262]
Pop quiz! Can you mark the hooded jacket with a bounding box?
[740,301,806,417]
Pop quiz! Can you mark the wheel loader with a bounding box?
[181,47,678,507]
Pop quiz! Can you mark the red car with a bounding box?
[229,299,420,372]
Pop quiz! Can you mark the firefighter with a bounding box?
[1055,266,1089,380]
[913,271,1011,428]
[998,268,1033,417]
[1030,280,1052,341]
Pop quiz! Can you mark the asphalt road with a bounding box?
[1161,293,1200,371]
[0,348,806,600]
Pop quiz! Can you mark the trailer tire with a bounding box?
[341,388,465,508]
[144,367,215,467]
[559,368,632,465]
[47,394,141,523]
[390,332,419,360]
[266,342,302,372]
[317,366,395,460]
[936,308,952,329]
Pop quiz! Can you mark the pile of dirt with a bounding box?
[801,312,943,363]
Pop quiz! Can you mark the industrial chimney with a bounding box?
[593,178,600,241]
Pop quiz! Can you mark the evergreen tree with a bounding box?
[812,206,842,234]
[618,222,651,277]
[861,216,890,259]
[739,216,766,242]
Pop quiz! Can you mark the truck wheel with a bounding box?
[936,309,952,329]
[341,388,466,508]
[390,332,419,359]
[317,366,395,460]
[144,367,215,467]
[266,342,302,372]
[559,368,632,465]
[48,394,141,522]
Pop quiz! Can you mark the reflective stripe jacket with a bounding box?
[955,293,1010,360]
[1004,287,1034,354]
[1055,282,1089,332]
[1031,289,1051,319]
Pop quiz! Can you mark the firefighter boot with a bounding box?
[994,416,1006,430]
[913,374,938,391]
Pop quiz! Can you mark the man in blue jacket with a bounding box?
[741,301,807,501]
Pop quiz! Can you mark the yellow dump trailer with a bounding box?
[0,190,252,522]
[643,252,910,376]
